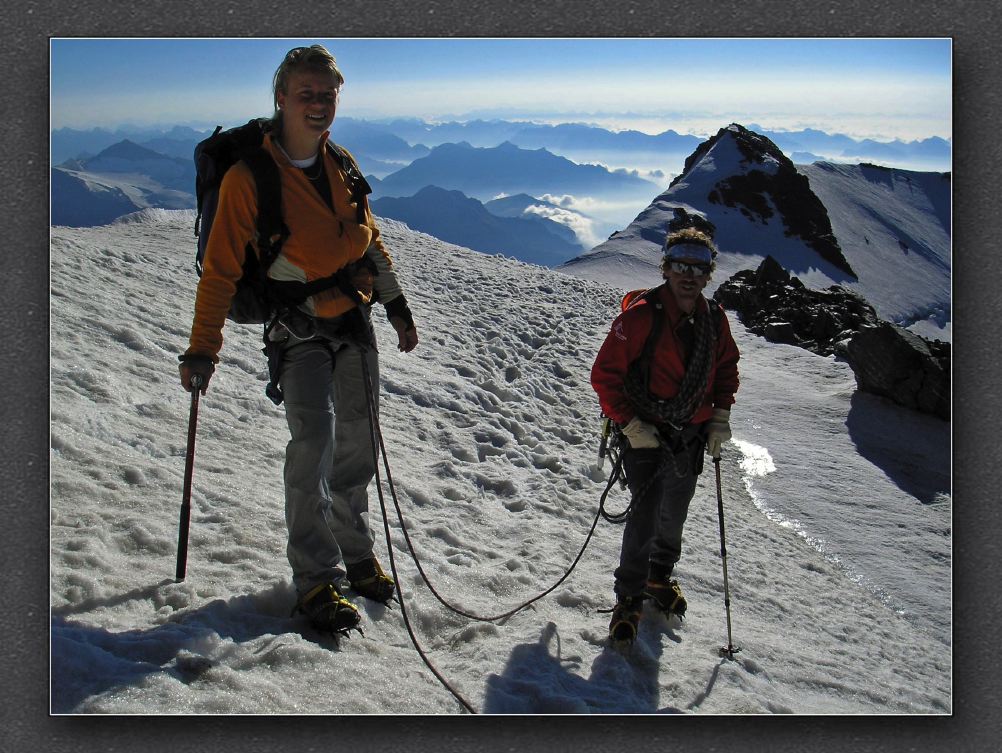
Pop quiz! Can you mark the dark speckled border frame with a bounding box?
[8,2,996,750]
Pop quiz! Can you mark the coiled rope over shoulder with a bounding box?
[622,292,717,429]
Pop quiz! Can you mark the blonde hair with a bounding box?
[271,44,345,117]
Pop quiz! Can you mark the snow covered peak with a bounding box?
[670,123,788,193]
[560,124,949,340]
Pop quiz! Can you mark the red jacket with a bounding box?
[591,286,740,426]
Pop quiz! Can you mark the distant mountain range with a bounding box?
[746,124,951,171]
[50,119,952,277]
[52,117,952,174]
[51,137,633,259]
[371,186,584,266]
[371,141,659,201]
[51,140,196,227]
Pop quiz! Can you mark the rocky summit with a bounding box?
[680,124,854,277]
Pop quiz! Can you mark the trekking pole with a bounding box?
[713,455,741,660]
[175,374,203,582]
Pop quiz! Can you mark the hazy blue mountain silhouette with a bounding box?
[371,185,583,267]
[137,127,214,160]
[373,141,659,201]
[509,122,702,154]
[748,125,951,171]
[353,118,528,148]
[330,118,430,163]
[73,140,195,193]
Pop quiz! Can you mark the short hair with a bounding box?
[271,44,345,117]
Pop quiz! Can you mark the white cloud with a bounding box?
[522,203,603,249]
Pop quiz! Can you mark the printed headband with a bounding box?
[664,242,713,263]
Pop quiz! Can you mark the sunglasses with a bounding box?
[668,260,711,277]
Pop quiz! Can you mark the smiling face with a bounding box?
[275,68,340,158]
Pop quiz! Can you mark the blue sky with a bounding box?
[51,38,951,140]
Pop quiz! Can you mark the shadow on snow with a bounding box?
[50,579,339,713]
[482,615,716,713]
[845,391,950,505]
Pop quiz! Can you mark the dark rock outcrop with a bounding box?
[843,324,950,420]
[666,207,717,238]
[714,256,877,357]
[714,256,950,420]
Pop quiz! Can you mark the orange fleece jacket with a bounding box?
[186,132,392,361]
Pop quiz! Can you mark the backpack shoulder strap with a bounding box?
[240,147,287,268]
[706,296,723,334]
[640,286,666,354]
[631,285,666,389]
[638,288,722,367]
[326,141,372,224]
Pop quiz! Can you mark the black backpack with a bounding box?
[193,118,372,324]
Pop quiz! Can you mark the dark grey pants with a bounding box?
[613,437,704,599]
[279,334,379,595]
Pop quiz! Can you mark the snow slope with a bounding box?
[49,210,950,714]
[800,162,951,339]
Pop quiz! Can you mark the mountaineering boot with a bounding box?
[608,596,644,646]
[345,557,396,603]
[644,563,687,619]
[294,583,361,636]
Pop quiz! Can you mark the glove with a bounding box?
[178,354,215,395]
[385,294,418,353]
[621,417,660,449]
[705,408,732,459]
[390,317,419,353]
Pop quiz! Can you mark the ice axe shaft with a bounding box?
[175,374,203,582]
[714,455,741,660]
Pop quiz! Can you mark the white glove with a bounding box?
[622,417,660,449]
[705,408,732,459]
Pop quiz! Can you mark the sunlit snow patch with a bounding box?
[732,438,842,562]
[733,438,775,479]
[731,439,902,613]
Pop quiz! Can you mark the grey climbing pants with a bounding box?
[279,332,379,594]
